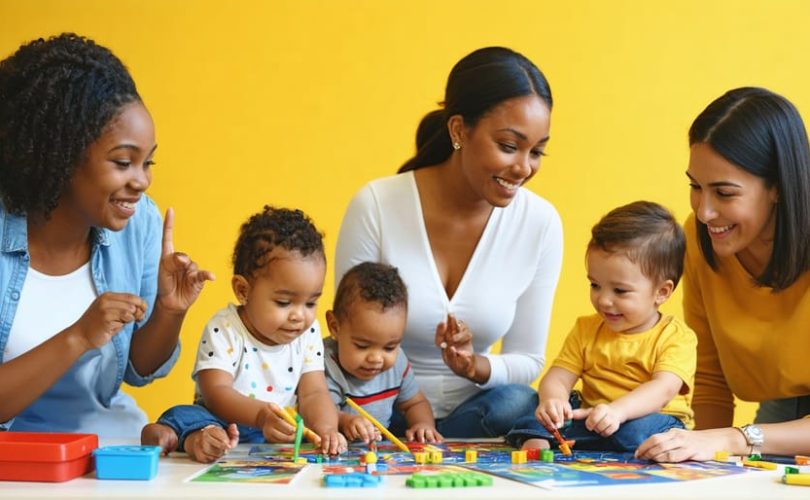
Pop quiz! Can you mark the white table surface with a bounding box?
[1,442,808,499]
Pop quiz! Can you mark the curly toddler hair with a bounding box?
[232,206,325,278]
[333,262,407,320]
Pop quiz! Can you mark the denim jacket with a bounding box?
[0,195,179,436]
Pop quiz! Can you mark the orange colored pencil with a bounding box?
[547,425,572,456]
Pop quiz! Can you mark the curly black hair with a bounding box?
[0,33,140,216]
[333,262,408,320]
[232,206,325,278]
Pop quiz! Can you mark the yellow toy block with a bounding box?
[511,450,527,464]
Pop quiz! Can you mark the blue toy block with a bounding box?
[323,472,383,488]
[93,445,160,480]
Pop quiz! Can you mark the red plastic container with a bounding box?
[0,432,98,482]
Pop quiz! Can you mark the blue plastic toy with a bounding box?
[323,472,383,487]
[93,445,161,480]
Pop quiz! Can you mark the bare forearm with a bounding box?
[0,327,88,422]
[399,392,436,427]
[760,420,810,455]
[610,380,676,422]
[538,385,569,402]
[469,354,491,384]
[337,411,356,433]
[202,387,268,428]
[538,370,574,402]
[129,302,185,375]
[298,390,338,434]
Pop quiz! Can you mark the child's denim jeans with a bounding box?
[157,404,265,451]
[505,391,686,451]
[390,384,539,438]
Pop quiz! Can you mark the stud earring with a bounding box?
[453,142,461,150]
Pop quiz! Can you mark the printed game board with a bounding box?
[190,441,751,488]
[188,458,305,484]
[323,463,474,476]
[464,451,749,488]
[248,440,518,465]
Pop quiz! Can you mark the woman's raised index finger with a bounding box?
[162,207,175,256]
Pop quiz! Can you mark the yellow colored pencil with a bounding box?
[742,460,778,470]
[273,405,321,445]
[783,473,810,486]
[344,397,411,454]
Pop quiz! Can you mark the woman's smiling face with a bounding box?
[452,94,550,207]
[65,101,156,231]
[687,142,779,263]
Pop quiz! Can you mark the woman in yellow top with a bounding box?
[637,87,810,461]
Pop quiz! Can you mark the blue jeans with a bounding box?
[390,384,538,438]
[157,404,265,451]
[505,392,686,451]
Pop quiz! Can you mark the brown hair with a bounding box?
[589,201,686,287]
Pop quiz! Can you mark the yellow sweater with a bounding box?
[684,215,810,418]
[553,313,696,428]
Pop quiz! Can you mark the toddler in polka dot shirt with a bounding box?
[142,206,346,462]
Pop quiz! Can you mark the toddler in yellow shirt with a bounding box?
[507,201,696,452]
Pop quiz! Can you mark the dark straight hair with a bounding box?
[689,87,810,290]
[398,47,552,173]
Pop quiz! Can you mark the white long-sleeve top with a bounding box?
[334,172,563,418]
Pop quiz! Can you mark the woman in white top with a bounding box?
[335,47,563,437]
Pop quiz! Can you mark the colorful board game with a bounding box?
[188,459,306,484]
[464,451,749,488]
[186,441,751,488]
[248,440,517,465]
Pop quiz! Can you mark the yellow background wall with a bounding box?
[4,0,809,427]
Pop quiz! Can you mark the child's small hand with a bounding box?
[572,403,623,437]
[342,415,381,443]
[535,398,572,430]
[318,430,348,456]
[184,424,239,463]
[405,424,443,443]
[257,403,296,443]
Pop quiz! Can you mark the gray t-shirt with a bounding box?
[324,337,419,428]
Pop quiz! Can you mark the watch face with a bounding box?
[744,425,765,445]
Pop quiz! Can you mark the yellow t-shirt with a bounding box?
[684,215,810,415]
[553,313,696,428]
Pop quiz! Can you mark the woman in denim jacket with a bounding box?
[0,34,213,437]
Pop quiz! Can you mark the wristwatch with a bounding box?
[738,424,764,455]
